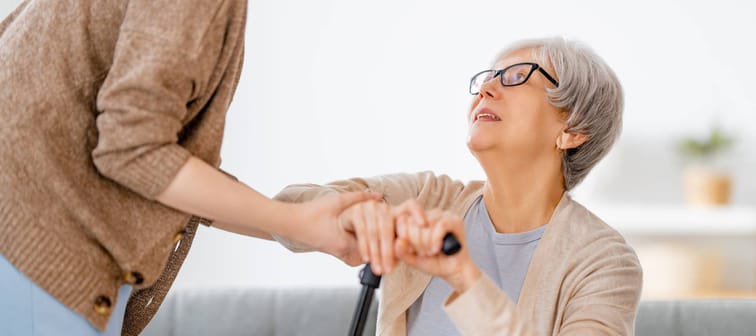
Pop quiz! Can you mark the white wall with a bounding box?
[3,0,755,289]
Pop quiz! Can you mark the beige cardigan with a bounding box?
[275,171,643,335]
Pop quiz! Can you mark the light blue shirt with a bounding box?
[0,253,131,335]
[407,196,547,336]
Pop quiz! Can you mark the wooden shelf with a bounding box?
[643,289,756,300]
[585,203,756,236]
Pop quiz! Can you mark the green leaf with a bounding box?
[677,126,734,158]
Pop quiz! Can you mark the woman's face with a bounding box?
[467,49,565,164]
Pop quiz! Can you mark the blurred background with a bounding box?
[2,0,755,299]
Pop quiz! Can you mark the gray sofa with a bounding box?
[142,288,756,335]
[142,288,377,336]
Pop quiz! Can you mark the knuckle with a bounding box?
[382,246,392,256]
[380,225,394,238]
[367,224,379,236]
[352,205,363,216]
[353,220,366,232]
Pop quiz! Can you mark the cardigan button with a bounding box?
[124,271,144,285]
[172,230,185,244]
[93,295,112,315]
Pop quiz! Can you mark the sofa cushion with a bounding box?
[142,287,377,336]
[636,299,756,336]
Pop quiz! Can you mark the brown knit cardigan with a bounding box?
[0,0,246,333]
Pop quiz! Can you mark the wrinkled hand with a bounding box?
[339,199,427,274]
[395,209,482,293]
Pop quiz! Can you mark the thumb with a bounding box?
[395,239,415,260]
[339,233,362,266]
[333,191,379,213]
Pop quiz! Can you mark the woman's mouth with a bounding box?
[473,108,501,122]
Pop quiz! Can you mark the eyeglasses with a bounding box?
[469,62,559,95]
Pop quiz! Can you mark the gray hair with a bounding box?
[497,37,624,190]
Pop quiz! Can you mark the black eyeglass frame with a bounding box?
[469,62,560,95]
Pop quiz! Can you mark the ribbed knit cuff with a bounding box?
[106,144,191,199]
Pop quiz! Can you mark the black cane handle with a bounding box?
[441,232,462,256]
[349,233,462,336]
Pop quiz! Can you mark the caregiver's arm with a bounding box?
[156,157,378,262]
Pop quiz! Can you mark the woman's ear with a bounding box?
[557,131,588,150]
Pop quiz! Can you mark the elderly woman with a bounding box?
[275,37,642,335]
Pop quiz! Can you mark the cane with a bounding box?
[348,233,462,336]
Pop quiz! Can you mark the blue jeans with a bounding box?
[0,253,131,336]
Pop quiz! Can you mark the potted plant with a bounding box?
[678,126,734,205]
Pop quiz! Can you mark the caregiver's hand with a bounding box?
[395,210,482,294]
[340,199,427,275]
[288,192,387,266]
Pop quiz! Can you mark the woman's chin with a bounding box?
[466,136,496,153]
[467,127,500,148]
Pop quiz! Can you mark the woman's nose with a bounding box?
[478,76,500,99]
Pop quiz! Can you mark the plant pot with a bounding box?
[682,166,732,205]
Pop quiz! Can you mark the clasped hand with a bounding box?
[340,199,481,291]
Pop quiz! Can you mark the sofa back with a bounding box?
[142,288,756,335]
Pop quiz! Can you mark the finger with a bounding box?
[395,214,413,260]
[430,217,449,255]
[395,238,417,265]
[422,224,437,256]
[426,209,443,223]
[334,192,377,214]
[452,214,466,238]
[418,210,442,256]
[396,238,433,271]
[413,222,429,256]
[377,203,396,273]
[369,191,385,201]
[407,222,424,256]
[396,214,411,240]
[352,204,370,263]
[365,202,383,274]
[340,235,362,266]
[393,199,428,227]
[339,207,356,234]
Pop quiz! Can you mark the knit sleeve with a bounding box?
[92,0,235,199]
[273,171,469,211]
[442,242,643,335]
